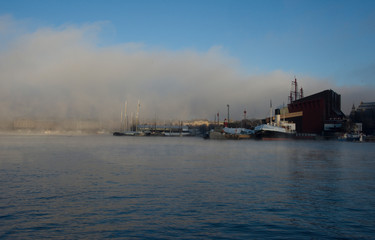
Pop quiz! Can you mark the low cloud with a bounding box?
[0,17,373,124]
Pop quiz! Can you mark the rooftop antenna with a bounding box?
[293,77,298,101]
[289,76,303,103]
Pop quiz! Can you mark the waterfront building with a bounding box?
[184,119,210,126]
[287,89,346,135]
[350,102,375,135]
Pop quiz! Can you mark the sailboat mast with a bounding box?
[120,108,123,131]
[130,112,134,131]
[136,99,140,132]
[124,100,127,131]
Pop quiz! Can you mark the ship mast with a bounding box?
[136,99,140,132]
[124,100,127,131]
[120,108,123,131]
[269,99,273,125]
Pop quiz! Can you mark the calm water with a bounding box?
[1,135,375,239]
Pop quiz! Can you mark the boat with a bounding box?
[254,123,296,140]
[338,133,364,142]
[162,125,191,136]
[206,127,253,140]
[254,108,296,140]
[222,127,253,139]
[113,131,145,136]
[207,129,226,139]
[113,100,145,136]
[163,132,190,137]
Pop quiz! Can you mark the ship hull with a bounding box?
[254,130,296,140]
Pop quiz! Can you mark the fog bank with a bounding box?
[1,19,373,124]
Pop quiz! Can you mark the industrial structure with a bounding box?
[282,78,346,135]
[350,102,375,135]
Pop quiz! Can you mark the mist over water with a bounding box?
[1,18,374,125]
[1,135,375,239]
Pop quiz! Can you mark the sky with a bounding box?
[1,0,375,122]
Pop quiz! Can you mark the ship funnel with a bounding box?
[275,109,281,127]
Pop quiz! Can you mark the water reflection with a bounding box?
[284,141,375,238]
[1,135,375,239]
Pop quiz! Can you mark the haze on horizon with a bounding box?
[1,1,374,124]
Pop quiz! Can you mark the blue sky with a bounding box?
[1,0,375,119]
[2,0,374,84]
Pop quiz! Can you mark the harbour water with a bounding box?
[1,135,375,239]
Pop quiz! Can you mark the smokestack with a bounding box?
[275,109,281,127]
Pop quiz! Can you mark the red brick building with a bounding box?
[288,89,345,134]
